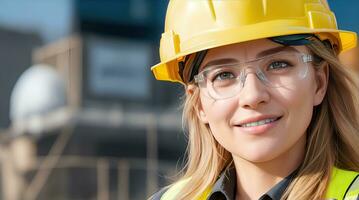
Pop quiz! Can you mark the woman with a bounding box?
[151,0,359,199]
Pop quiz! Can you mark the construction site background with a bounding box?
[0,0,358,200]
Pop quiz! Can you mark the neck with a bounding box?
[233,135,306,200]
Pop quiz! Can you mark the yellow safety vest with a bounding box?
[161,167,359,200]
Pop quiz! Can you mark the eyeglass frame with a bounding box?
[193,50,318,100]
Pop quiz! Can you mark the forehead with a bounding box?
[200,39,309,69]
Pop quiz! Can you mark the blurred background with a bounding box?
[0,0,358,200]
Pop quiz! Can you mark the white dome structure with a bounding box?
[10,64,67,134]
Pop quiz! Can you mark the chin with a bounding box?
[240,153,278,163]
[232,145,285,164]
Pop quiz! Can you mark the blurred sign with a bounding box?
[76,0,158,26]
[86,35,151,100]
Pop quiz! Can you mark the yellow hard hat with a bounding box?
[151,0,357,84]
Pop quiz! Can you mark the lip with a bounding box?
[232,115,282,135]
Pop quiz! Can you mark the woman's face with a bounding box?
[195,39,328,163]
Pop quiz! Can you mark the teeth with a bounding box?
[241,118,277,127]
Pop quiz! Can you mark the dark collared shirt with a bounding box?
[208,165,297,200]
[151,165,297,200]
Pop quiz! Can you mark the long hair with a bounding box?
[167,40,359,200]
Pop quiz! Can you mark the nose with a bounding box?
[238,72,270,109]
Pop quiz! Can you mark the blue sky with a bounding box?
[0,0,73,42]
[328,0,359,34]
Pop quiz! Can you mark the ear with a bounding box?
[186,84,195,95]
[186,84,209,123]
[313,62,329,106]
[198,105,209,124]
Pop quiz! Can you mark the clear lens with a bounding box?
[194,51,312,100]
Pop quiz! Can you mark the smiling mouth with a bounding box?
[239,117,281,128]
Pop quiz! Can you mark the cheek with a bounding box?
[287,76,317,114]
[200,93,238,130]
[271,78,316,149]
[276,76,316,124]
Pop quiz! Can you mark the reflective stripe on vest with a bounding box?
[344,175,359,200]
[161,167,359,200]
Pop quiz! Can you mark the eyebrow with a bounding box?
[202,46,300,68]
[256,46,299,58]
[202,58,239,69]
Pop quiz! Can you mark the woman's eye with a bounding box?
[213,72,235,81]
[268,61,291,70]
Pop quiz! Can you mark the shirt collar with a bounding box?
[208,165,298,200]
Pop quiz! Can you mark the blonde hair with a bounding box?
[168,40,359,200]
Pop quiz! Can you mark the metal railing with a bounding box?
[3,156,178,200]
